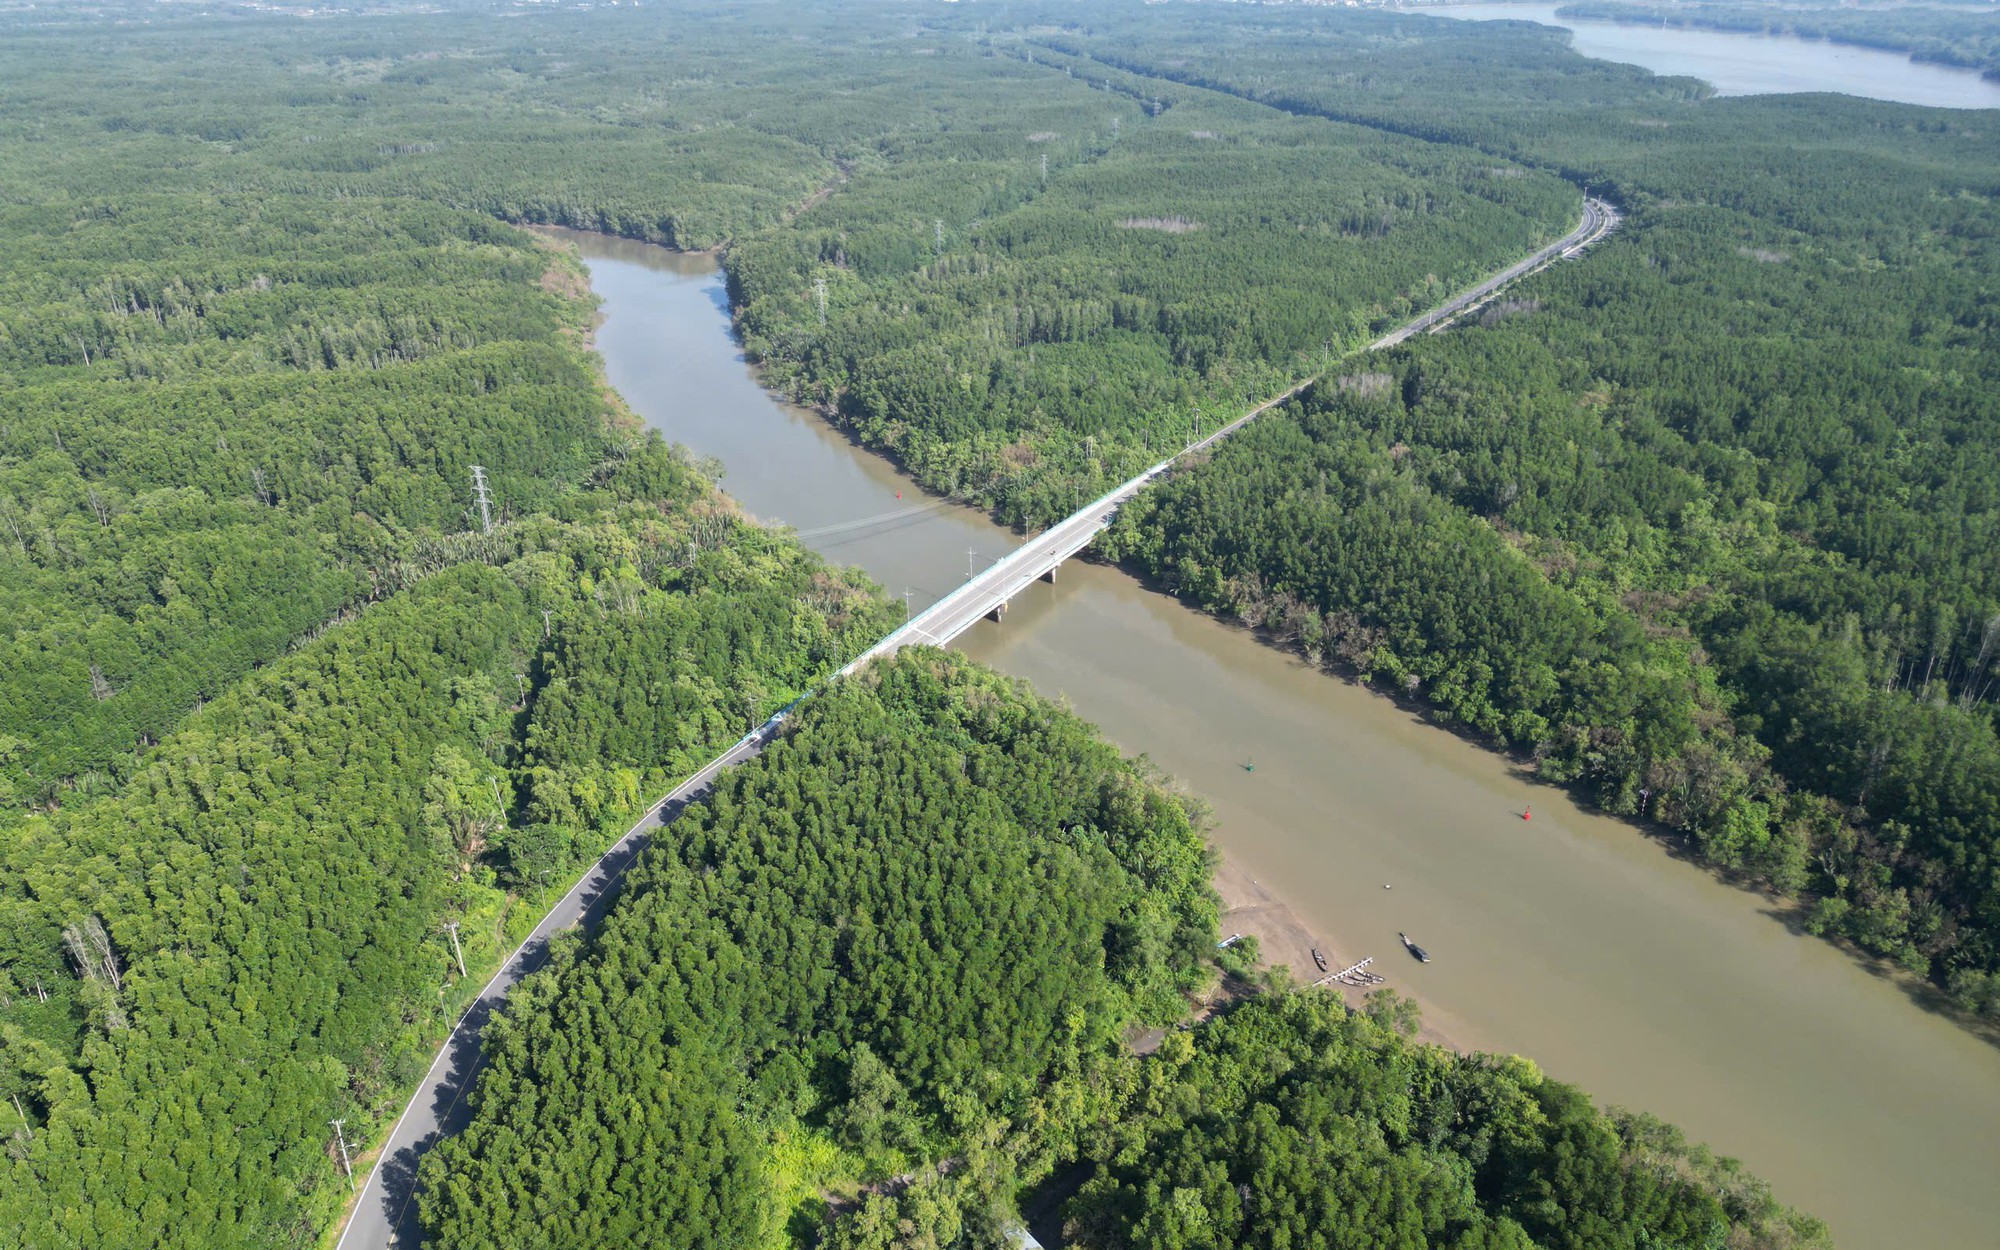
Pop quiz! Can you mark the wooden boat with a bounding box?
[1398,932,1431,964]
[1311,948,1328,972]
[1314,956,1385,989]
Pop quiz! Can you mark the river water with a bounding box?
[563,231,2000,1250]
[1415,3,2000,110]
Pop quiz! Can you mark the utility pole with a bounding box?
[469,465,494,535]
[541,607,553,639]
[1040,152,1048,184]
[444,921,466,978]
[814,277,828,328]
[330,1119,354,1188]
[903,587,913,613]
[967,548,977,580]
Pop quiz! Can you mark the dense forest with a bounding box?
[0,465,898,1247]
[419,652,1216,1248]
[0,10,910,1243]
[726,49,1577,527]
[0,0,1971,1243]
[1068,992,1824,1250]
[423,652,1823,1250]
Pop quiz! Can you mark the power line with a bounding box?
[790,498,953,540]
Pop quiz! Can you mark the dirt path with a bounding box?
[786,160,853,223]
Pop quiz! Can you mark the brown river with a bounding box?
[561,231,2000,1250]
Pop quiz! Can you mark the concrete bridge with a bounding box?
[334,195,1617,1250]
[837,386,1309,670]
[841,197,1620,667]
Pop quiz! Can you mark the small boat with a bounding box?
[1398,932,1431,964]
[1311,948,1328,972]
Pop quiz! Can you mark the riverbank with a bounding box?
[564,228,2000,1249]
[1414,2,2000,107]
[527,224,1472,1051]
[1550,1,2000,84]
[1211,854,1470,1052]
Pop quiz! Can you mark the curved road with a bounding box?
[1371,197,1618,349]
[333,194,1616,1249]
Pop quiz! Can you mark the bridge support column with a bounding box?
[1040,564,1058,584]
[987,600,1008,623]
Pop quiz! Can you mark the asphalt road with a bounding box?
[332,726,775,1249]
[331,193,1618,1250]
[1369,198,1619,349]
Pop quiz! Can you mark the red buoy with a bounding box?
[1523,805,1532,822]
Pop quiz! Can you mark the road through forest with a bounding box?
[334,198,1615,1250]
[539,211,2000,1250]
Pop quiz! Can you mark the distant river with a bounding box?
[559,230,2000,1250]
[1415,3,2000,109]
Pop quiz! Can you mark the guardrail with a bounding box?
[334,190,1619,1250]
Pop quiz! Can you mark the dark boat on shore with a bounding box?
[1311,948,1328,972]
[1398,932,1431,964]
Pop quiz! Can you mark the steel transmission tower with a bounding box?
[469,465,494,535]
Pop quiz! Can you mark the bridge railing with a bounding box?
[838,456,1175,674]
[839,196,1615,680]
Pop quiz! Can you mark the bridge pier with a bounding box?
[987,600,1008,623]
[1040,564,1058,584]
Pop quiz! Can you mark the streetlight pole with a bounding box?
[330,1119,354,1188]
[444,921,466,978]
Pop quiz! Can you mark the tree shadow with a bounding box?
[1020,1161,1092,1249]
[1752,899,2000,1050]
[1107,555,2000,1053]
[702,274,735,324]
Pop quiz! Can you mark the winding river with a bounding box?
[1414,3,2000,110]
[563,232,2000,1250]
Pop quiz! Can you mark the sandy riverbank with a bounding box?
[1211,853,1471,1052]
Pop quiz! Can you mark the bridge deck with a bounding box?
[841,201,1617,671]
[335,196,1618,1250]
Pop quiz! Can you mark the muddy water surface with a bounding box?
[566,230,2000,1250]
